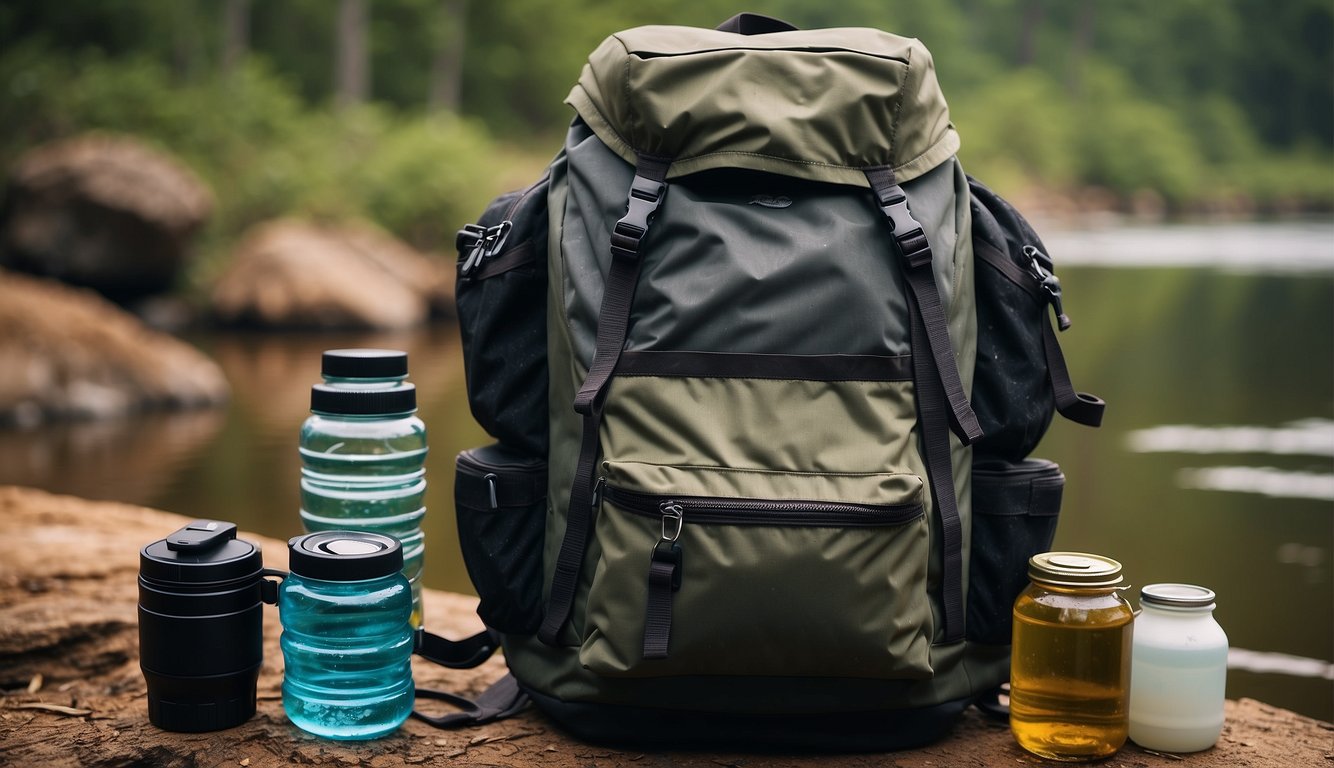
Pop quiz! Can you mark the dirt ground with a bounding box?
[2,485,1330,767]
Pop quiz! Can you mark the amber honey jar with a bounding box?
[1010,552,1134,762]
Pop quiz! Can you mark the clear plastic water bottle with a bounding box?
[279,531,415,740]
[300,349,427,627]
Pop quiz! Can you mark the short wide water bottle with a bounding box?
[300,349,427,627]
[279,531,415,740]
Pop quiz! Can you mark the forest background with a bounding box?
[1,0,1330,288]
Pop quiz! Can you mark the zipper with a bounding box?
[456,171,550,277]
[975,241,1073,331]
[601,484,923,528]
[1022,245,1071,331]
[458,449,546,511]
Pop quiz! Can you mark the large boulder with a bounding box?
[0,269,229,425]
[210,218,456,330]
[1,133,213,301]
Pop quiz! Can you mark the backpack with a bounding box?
[442,13,1104,750]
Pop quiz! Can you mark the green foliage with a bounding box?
[0,43,517,295]
[953,69,1081,190]
[0,0,1330,261]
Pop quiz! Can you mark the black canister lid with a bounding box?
[288,531,403,581]
[310,383,416,415]
[321,349,408,379]
[140,521,262,585]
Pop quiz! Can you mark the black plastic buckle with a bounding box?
[875,189,932,269]
[610,174,666,260]
[457,221,513,277]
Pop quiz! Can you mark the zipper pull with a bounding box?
[457,220,513,277]
[1023,245,1072,331]
[591,476,606,510]
[659,500,684,543]
[652,500,684,592]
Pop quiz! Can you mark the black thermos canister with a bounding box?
[138,520,266,732]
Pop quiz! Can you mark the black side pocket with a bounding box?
[455,172,550,457]
[455,444,547,635]
[967,458,1064,645]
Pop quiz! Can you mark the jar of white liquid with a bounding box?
[1129,583,1228,753]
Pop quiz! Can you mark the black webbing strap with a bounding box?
[642,548,679,659]
[414,627,500,669]
[1042,319,1106,427]
[412,629,528,728]
[908,291,966,642]
[538,154,672,647]
[413,673,529,728]
[865,167,983,447]
[865,166,971,642]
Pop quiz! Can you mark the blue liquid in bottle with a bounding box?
[279,531,415,740]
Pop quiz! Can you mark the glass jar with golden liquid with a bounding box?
[1010,552,1134,762]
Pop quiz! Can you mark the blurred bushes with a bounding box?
[0,43,532,291]
[1,0,1330,294]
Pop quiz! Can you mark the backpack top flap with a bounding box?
[566,24,958,186]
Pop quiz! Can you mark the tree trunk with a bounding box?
[1016,0,1045,67]
[222,0,250,74]
[335,0,370,109]
[428,0,468,112]
[1067,0,1097,94]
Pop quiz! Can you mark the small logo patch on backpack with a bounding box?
[748,194,793,209]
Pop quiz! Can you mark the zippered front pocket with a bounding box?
[579,462,933,680]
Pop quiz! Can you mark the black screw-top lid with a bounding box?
[310,383,417,415]
[140,520,262,585]
[288,531,403,581]
[321,348,409,379]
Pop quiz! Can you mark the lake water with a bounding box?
[2,221,1330,721]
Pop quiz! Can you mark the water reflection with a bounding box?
[0,408,224,506]
[1127,419,1334,456]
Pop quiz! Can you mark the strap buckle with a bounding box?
[610,174,666,260]
[875,189,932,269]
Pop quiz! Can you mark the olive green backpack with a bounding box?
[443,13,1104,749]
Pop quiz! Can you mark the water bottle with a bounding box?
[300,348,427,627]
[138,520,267,732]
[1129,583,1229,753]
[279,531,415,740]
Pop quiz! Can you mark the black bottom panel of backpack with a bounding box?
[523,685,971,752]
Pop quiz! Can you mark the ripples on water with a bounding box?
[1126,419,1334,501]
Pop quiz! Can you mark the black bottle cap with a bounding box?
[321,349,408,379]
[140,520,262,585]
[309,383,417,415]
[288,531,403,581]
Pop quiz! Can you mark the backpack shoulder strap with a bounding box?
[864,165,978,643]
[539,153,673,646]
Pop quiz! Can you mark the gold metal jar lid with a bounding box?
[1029,551,1124,588]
